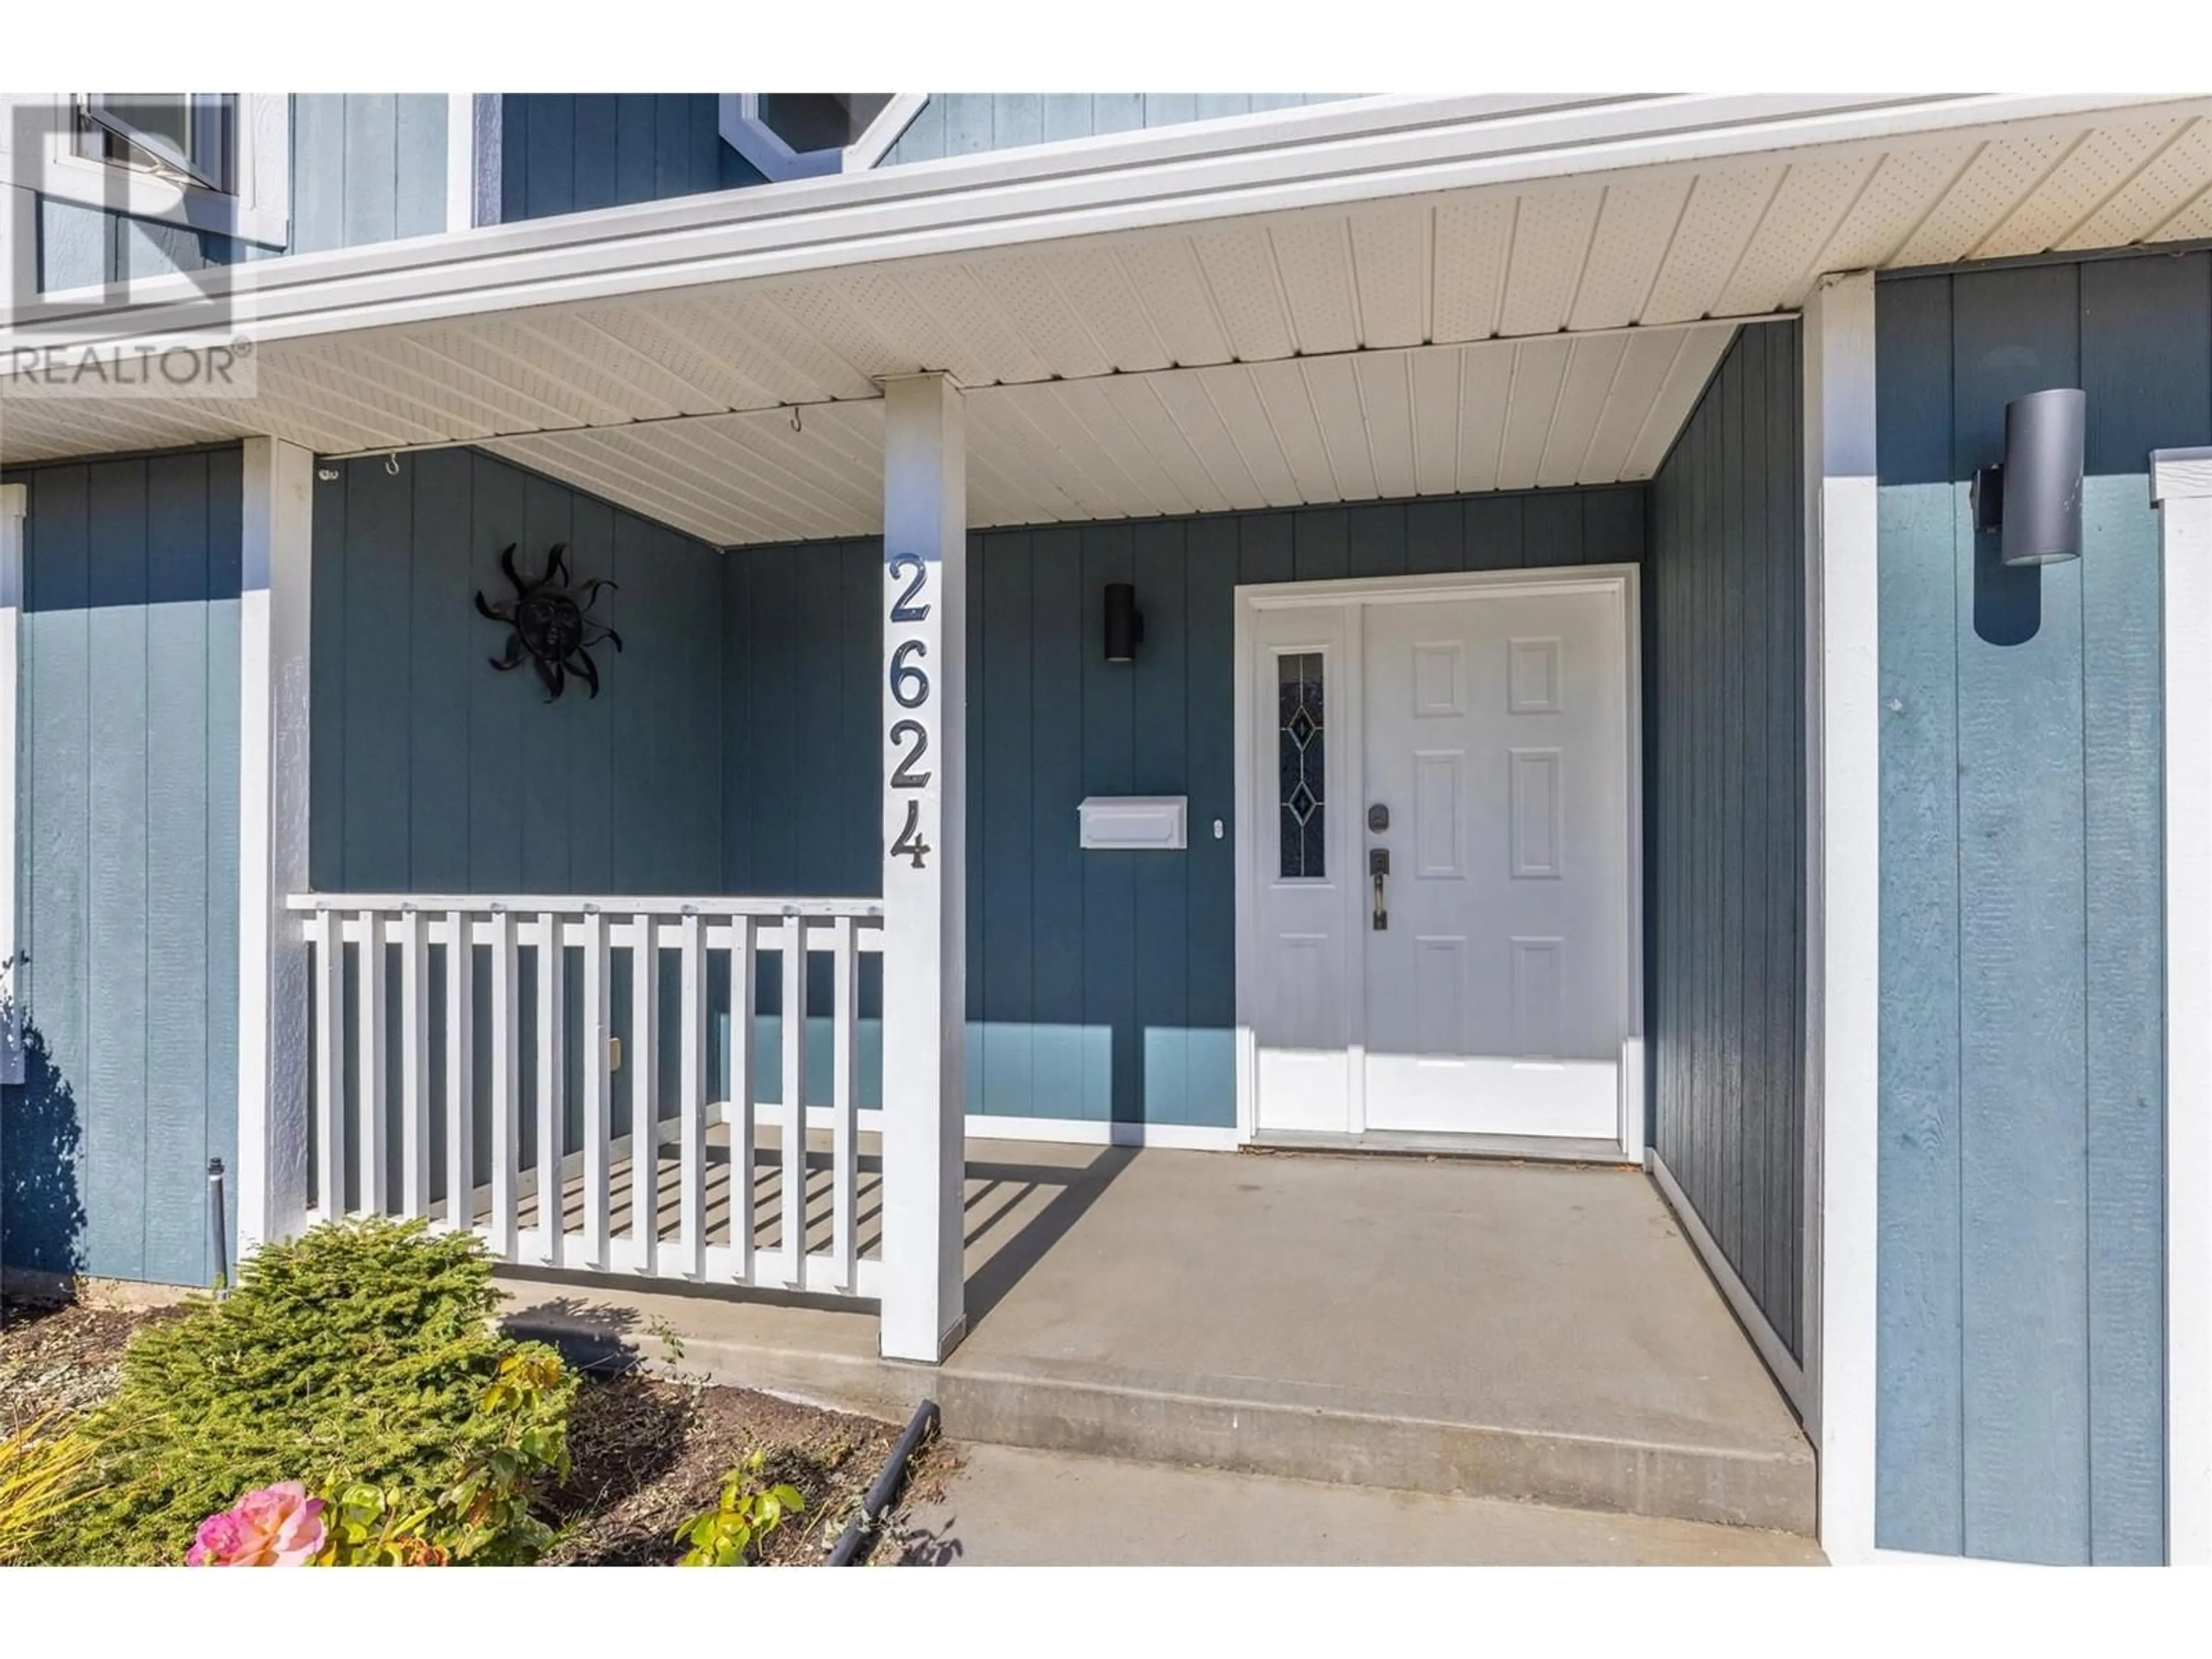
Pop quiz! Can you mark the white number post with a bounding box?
[878,373,967,1362]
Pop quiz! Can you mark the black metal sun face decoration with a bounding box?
[475,542,623,702]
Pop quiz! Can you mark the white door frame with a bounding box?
[1232,564,1645,1160]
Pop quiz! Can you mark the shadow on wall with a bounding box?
[1974,520,2043,647]
[1,1026,88,1280]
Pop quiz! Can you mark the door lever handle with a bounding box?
[1369,846,1389,930]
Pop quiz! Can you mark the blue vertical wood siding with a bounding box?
[1647,323,1807,1363]
[722,486,1645,1128]
[309,449,725,894]
[493,96,764,222]
[4,449,242,1287]
[1876,249,2202,1565]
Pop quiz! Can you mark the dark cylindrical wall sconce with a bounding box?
[1104,581,1143,662]
[1972,388,2086,566]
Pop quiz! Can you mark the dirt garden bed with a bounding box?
[0,1294,956,1566]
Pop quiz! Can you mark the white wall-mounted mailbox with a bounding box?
[1077,796,1188,850]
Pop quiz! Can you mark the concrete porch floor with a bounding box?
[499,1142,1816,1537]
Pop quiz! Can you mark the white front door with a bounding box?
[1243,571,1636,1147]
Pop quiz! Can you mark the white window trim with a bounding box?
[2152,445,2212,1567]
[717,94,926,182]
[18,93,289,248]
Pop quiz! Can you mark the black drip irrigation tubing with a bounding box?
[827,1399,940,1566]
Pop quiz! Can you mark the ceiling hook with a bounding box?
[385,452,401,476]
[790,406,802,433]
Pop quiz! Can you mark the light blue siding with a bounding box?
[4,450,241,1287]
[289,94,449,254]
[880,94,1354,165]
[1874,248,2202,1564]
[36,194,232,291]
[1647,322,1806,1361]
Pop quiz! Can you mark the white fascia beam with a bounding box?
[12,92,2203,361]
[2153,446,2212,1566]
[1802,267,1880,1565]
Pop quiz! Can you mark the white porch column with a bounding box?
[2153,446,2212,1565]
[1801,268,1880,1561]
[236,437,316,1253]
[878,372,968,1363]
[1,484,25,1088]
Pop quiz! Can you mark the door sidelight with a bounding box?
[1369,846,1390,930]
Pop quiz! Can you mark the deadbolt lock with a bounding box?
[1368,802,1390,834]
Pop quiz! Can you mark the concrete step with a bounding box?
[503,1281,1818,1536]
[501,1142,1817,1539]
[897,1443,1827,1566]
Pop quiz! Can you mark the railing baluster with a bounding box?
[357,910,387,1217]
[679,912,706,1281]
[832,915,858,1294]
[729,915,756,1284]
[535,911,564,1267]
[286,895,882,1300]
[779,913,807,1287]
[313,908,342,1218]
[488,910,518,1259]
[445,911,473,1233]
[581,911,610,1270]
[630,912,658,1275]
[399,909,430,1221]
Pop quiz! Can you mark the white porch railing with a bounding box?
[285,893,885,1301]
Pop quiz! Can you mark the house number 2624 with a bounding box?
[886,552,933,870]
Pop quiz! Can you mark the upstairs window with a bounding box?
[718,94,923,181]
[77,94,235,192]
[12,92,287,264]
[756,95,895,153]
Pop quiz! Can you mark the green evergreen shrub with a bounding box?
[54,1217,574,1565]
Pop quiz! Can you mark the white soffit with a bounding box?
[6,96,2212,532]
[474,325,1736,545]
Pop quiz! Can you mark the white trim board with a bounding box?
[718,94,927,183]
[444,94,476,235]
[1232,565,1646,1163]
[2153,445,2212,1567]
[0,483,25,1086]
[234,438,316,1254]
[728,1105,1238,1153]
[963,1115,1237,1153]
[1801,269,1880,1563]
[1649,1149,1809,1418]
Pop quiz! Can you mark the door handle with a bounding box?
[1369,846,1389,930]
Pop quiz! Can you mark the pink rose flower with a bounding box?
[187,1483,328,1566]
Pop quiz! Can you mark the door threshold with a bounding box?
[1248,1129,1637,1168]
